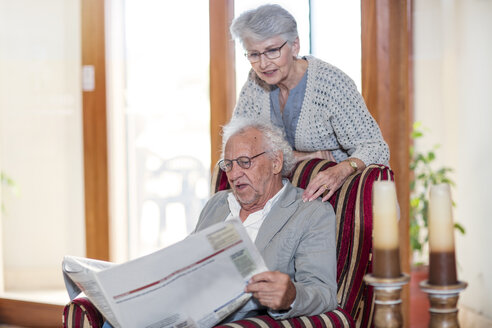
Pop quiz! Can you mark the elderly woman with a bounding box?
[230,4,389,202]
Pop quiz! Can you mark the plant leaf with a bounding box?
[454,223,465,235]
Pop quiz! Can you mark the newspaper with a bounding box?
[63,219,268,328]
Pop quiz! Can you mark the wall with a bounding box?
[0,0,85,294]
[414,0,492,320]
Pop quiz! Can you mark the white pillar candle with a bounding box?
[428,183,455,252]
[428,183,457,285]
[372,180,401,278]
[373,181,399,249]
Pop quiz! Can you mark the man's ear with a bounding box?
[272,152,283,175]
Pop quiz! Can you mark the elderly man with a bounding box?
[194,118,337,322]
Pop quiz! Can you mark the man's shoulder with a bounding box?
[195,190,231,232]
[283,182,335,215]
[207,190,230,203]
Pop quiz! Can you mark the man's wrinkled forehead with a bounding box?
[225,128,264,155]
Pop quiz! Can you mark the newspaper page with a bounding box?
[62,257,120,325]
[63,219,268,328]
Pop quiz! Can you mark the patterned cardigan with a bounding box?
[233,55,389,167]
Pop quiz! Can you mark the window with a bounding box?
[107,0,211,260]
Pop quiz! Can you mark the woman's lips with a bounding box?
[262,69,277,76]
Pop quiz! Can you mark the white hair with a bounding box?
[221,118,296,176]
[230,4,298,47]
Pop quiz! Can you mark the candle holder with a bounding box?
[420,280,467,328]
[364,273,410,328]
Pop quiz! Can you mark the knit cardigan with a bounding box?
[232,56,389,166]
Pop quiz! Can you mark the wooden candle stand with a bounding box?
[420,280,467,328]
[364,273,410,328]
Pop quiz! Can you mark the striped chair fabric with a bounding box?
[63,159,394,328]
[63,297,104,328]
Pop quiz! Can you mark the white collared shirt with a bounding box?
[224,179,296,319]
[225,179,288,242]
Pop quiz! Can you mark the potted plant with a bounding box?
[409,122,465,264]
[408,122,465,324]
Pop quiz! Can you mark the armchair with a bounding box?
[63,159,394,328]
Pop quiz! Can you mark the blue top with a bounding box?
[269,71,308,149]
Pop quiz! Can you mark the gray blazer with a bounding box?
[194,181,337,320]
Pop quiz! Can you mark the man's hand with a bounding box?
[245,271,296,311]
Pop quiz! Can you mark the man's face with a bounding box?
[224,128,282,212]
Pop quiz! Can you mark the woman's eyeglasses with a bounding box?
[245,41,288,63]
[218,151,266,172]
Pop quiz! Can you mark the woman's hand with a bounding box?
[293,150,335,163]
[302,158,365,202]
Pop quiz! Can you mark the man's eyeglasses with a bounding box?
[218,151,266,172]
[245,41,288,63]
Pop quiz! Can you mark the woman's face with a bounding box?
[244,35,299,86]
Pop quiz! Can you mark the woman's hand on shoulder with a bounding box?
[293,150,335,163]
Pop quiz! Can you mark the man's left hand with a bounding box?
[245,271,296,311]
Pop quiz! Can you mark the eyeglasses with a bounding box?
[245,41,288,63]
[218,151,267,172]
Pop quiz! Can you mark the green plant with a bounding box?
[409,122,465,265]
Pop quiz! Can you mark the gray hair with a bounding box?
[230,4,298,46]
[221,118,296,176]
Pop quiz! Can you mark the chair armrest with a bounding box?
[215,306,355,328]
[63,297,104,328]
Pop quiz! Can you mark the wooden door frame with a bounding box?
[209,0,236,167]
[81,0,110,261]
[361,0,413,325]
